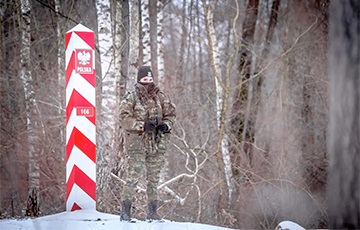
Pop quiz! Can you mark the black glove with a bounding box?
[157,121,168,133]
[144,121,156,132]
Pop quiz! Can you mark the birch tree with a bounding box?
[114,0,123,141]
[96,0,116,136]
[96,0,116,211]
[141,0,151,66]
[127,0,140,92]
[19,0,40,217]
[202,0,235,204]
[157,0,165,88]
[55,0,63,92]
[55,0,64,145]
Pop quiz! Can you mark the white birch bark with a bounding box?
[96,0,116,147]
[157,0,165,88]
[96,0,116,211]
[141,0,151,66]
[55,0,64,146]
[114,0,123,135]
[127,0,140,92]
[20,0,40,216]
[204,0,234,203]
[55,0,63,92]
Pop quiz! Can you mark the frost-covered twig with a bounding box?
[111,173,145,192]
[157,173,195,190]
[111,172,186,204]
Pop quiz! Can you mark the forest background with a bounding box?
[0,0,358,229]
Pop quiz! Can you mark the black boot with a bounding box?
[120,200,132,221]
[146,200,162,221]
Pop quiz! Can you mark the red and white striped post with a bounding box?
[65,24,96,211]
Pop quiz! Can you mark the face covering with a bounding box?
[138,82,155,93]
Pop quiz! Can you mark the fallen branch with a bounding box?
[111,172,186,205]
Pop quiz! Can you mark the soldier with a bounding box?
[119,66,176,222]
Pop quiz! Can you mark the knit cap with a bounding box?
[137,66,153,82]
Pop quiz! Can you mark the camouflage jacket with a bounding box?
[119,83,176,134]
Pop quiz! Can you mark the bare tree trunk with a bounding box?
[54,0,65,148]
[196,0,204,104]
[55,0,63,96]
[120,0,129,96]
[149,0,157,74]
[177,0,187,86]
[262,0,280,58]
[203,0,234,206]
[141,0,150,66]
[157,0,165,88]
[96,0,117,212]
[231,0,259,156]
[242,0,277,167]
[114,0,123,148]
[19,0,40,217]
[327,0,359,228]
[240,40,257,167]
[2,3,21,216]
[239,0,258,74]
[96,0,115,96]
[127,0,140,92]
[183,0,194,86]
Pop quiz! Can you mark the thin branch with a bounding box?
[111,172,187,205]
[230,17,319,92]
[34,0,78,24]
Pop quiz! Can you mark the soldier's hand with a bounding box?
[144,121,156,132]
[158,121,168,133]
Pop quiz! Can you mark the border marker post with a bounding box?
[65,24,96,211]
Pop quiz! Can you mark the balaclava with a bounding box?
[137,66,155,93]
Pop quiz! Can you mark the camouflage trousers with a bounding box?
[121,132,169,202]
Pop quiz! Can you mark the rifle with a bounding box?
[147,116,158,139]
[147,116,163,143]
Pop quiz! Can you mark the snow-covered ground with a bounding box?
[0,210,235,230]
[0,209,308,230]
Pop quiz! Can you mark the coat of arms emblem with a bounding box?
[78,51,91,65]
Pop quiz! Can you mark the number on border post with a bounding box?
[76,107,94,117]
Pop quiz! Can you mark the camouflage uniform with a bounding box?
[119,83,176,202]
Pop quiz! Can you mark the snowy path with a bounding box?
[0,210,234,230]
